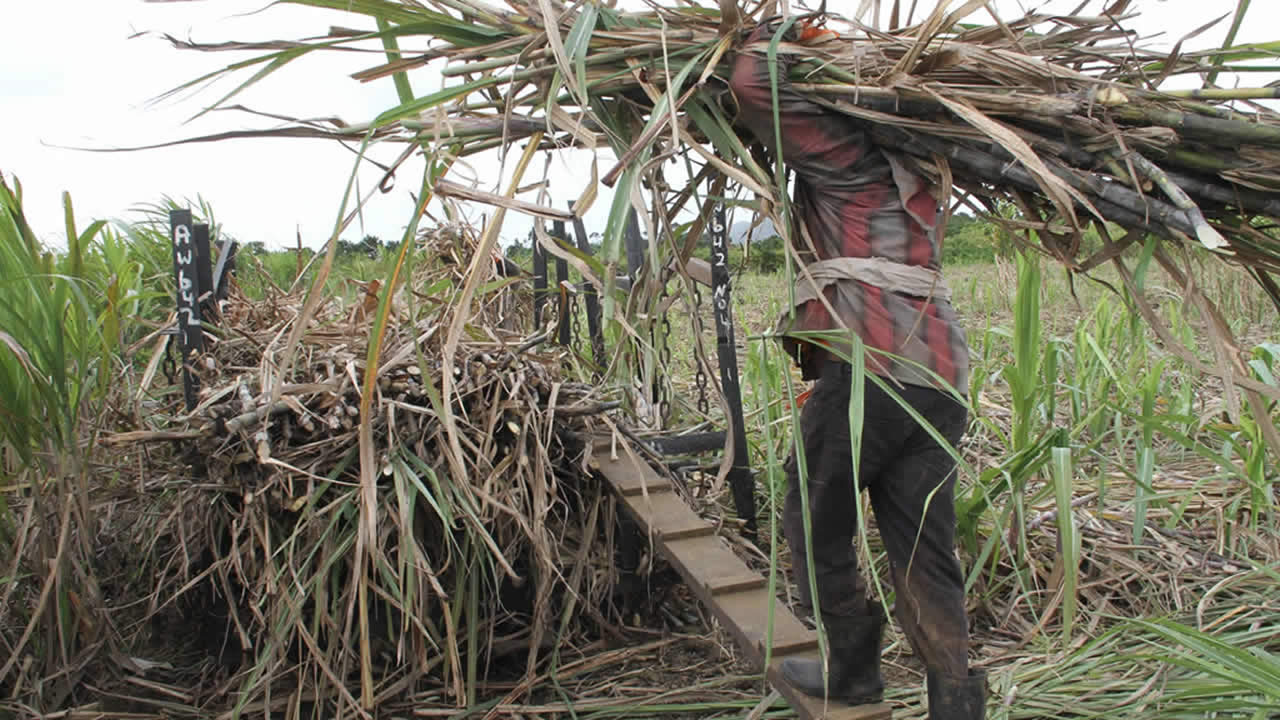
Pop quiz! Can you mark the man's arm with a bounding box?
[727,24,872,187]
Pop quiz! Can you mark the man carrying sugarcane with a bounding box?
[727,19,986,720]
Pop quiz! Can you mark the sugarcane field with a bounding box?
[4,0,1280,718]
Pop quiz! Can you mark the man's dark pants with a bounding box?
[783,360,970,676]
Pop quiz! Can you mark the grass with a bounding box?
[651,242,1279,717]
[0,178,175,699]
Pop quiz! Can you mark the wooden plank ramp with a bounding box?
[591,438,892,720]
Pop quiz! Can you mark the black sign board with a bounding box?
[194,223,215,319]
[571,211,606,375]
[532,227,548,328]
[552,220,571,346]
[710,203,757,540]
[170,210,204,411]
[212,239,237,302]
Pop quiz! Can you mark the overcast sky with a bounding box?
[3,0,1277,250]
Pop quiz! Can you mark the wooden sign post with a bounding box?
[170,210,204,411]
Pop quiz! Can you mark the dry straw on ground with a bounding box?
[85,224,645,716]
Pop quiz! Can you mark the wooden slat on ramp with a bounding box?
[591,439,892,720]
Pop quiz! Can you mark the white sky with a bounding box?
[3,0,1277,250]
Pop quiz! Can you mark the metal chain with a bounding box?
[692,286,710,415]
[656,273,673,425]
[571,294,582,346]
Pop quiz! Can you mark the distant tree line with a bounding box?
[241,235,399,259]
[235,215,1087,284]
[497,215,1013,273]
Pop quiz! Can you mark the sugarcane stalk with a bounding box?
[592,29,698,43]
[1110,104,1280,149]
[1161,147,1249,175]
[403,115,545,138]
[1052,163,1200,239]
[1083,198,1178,242]
[435,180,574,220]
[429,0,526,32]
[1116,150,1229,251]
[1166,86,1280,101]
[886,119,1204,238]
[446,32,538,63]
[406,48,698,118]
[796,82,1082,118]
[440,43,665,77]
[1100,155,1146,190]
[872,125,1182,237]
[1124,87,1245,119]
[1164,168,1280,217]
[439,51,542,76]
[795,83,949,117]
[457,137,507,156]
[456,128,596,157]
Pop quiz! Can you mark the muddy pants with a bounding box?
[783,360,970,676]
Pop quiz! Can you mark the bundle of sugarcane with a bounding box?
[151,0,1280,460]
[105,222,630,712]
[160,0,1280,283]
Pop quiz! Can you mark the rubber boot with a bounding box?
[926,668,987,720]
[780,607,885,704]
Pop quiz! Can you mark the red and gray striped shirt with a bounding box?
[729,26,969,393]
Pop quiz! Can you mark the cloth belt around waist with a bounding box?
[792,256,952,306]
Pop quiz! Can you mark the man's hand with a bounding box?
[796,18,838,44]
